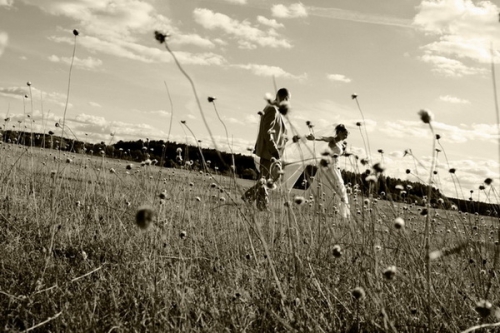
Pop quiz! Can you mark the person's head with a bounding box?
[276,88,290,103]
[335,124,349,140]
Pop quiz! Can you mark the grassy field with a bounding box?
[1,143,499,332]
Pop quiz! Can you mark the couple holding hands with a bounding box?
[243,88,350,218]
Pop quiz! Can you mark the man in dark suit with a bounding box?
[243,88,290,210]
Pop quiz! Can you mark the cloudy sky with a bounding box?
[1,0,500,201]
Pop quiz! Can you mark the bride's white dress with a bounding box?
[307,140,350,218]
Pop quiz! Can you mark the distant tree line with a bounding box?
[2,130,498,215]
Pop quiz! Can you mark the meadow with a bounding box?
[1,142,499,332]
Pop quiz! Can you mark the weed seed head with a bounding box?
[394,217,405,229]
[475,300,492,318]
[373,163,385,173]
[428,250,442,260]
[135,206,154,229]
[383,266,397,280]
[294,196,305,205]
[418,109,433,124]
[332,245,342,258]
[351,287,365,300]
[154,30,168,44]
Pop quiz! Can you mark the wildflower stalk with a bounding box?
[210,99,235,173]
[40,93,46,149]
[28,84,34,151]
[160,37,220,153]
[425,121,436,333]
[353,96,372,162]
[21,96,26,145]
[485,44,500,300]
[163,81,174,147]
[182,121,207,172]
[357,125,369,162]
[59,31,78,158]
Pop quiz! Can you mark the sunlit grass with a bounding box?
[0,144,499,332]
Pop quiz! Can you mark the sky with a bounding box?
[1,0,500,201]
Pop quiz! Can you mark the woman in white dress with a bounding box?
[306,124,350,218]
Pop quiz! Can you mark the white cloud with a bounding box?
[74,113,107,127]
[49,35,227,66]
[379,120,499,144]
[0,86,70,108]
[233,63,306,80]
[143,110,171,118]
[223,0,247,4]
[169,33,215,49]
[0,32,8,57]
[26,0,171,42]
[0,0,13,7]
[305,6,412,28]
[257,15,284,29]
[213,38,227,46]
[439,95,470,104]
[226,117,243,125]
[48,55,103,70]
[88,101,101,108]
[414,0,500,75]
[26,0,225,67]
[193,8,292,49]
[327,74,351,83]
[271,3,308,19]
[419,54,485,77]
[68,112,169,143]
[245,114,260,125]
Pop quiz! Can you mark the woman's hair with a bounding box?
[335,124,349,135]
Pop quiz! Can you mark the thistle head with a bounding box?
[293,196,305,205]
[475,300,492,318]
[394,217,405,229]
[351,287,365,300]
[154,30,168,44]
[332,245,342,258]
[418,109,434,124]
[135,206,154,229]
[383,266,397,280]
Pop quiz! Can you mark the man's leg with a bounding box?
[242,158,271,205]
[254,158,271,210]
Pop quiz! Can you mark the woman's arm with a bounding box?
[306,134,333,142]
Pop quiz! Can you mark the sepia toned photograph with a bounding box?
[1,0,500,332]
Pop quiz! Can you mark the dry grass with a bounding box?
[1,144,499,332]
